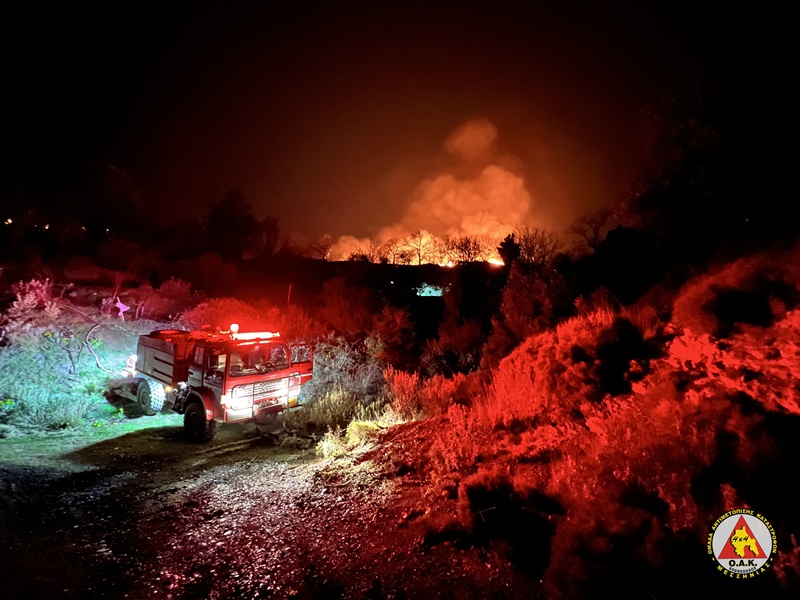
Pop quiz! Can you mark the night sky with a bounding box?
[1,1,773,242]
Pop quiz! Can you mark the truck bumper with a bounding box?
[224,396,300,423]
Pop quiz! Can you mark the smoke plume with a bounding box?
[331,119,533,261]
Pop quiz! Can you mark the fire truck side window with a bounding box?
[194,347,204,365]
[229,352,244,374]
[207,353,226,383]
[268,346,287,368]
[291,345,311,364]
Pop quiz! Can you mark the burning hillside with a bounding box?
[330,119,537,263]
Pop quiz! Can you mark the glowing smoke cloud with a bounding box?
[331,119,533,260]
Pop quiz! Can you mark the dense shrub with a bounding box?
[0,329,97,431]
[371,305,415,370]
[416,249,800,597]
[262,304,328,340]
[480,264,571,370]
[300,335,385,405]
[168,253,239,296]
[285,335,388,437]
[383,367,420,419]
[7,279,60,320]
[286,388,361,435]
[314,277,376,333]
[421,318,483,377]
[180,297,327,339]
[0,279,161,433]
[180,297,263,331]
[670,245,800,337]
[417,372,472,416]
[123,277,201,320]
[428,404,492,487]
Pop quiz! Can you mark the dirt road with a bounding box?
[0,420,535,599]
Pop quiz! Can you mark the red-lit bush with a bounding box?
[421,318,484,377]
[372,305,415,369]
[180,297,327,341]
[408,247,800,597]
[115,277,201,320]
[480,264,570,370]
[383,366,420,419]
[314,277,376,334]
[417,372,472,416]
[180,297,263,331]
[670,245,800,337]
[251,302,328,340]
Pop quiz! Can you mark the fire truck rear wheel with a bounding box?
[184,402,217,443]
[136,380,155,415]
[147,380,167,412]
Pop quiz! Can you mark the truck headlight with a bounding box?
[229,396,253,410]
[223,389,253,411]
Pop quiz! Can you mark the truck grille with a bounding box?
[232,378,288,402]
[254,379,286,395]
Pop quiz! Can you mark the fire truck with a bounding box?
[124,325,313,442]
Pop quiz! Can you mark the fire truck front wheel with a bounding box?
[136,380,155,416]
[184,401,218,443]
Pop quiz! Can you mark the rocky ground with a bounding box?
[0,419,539,599]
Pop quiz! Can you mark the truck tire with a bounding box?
[136,379,167,415]
[136,380,155,416]
[147,380,167,412]
[184,401,217,443]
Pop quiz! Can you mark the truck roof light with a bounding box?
[230,323,240,333]
[230,331,280,341]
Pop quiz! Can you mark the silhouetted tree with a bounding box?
[443,234,492,263]
[347,239,388,263]
[203,190,260,262]
[405,229,441,265]
[159,217,206,261]
[256,216,280,257]
[567,208,613,253]
[497,233,520,265]
[516,226,562,270]
[384,238,414,265]
[308,233,335,260]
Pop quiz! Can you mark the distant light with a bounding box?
[44,224,50,230]
[105,228,110,233]
[417,283,443,297]
[3,218,11,225]
[81,226,86,231]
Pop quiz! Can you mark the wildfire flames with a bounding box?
[330,119,533,264]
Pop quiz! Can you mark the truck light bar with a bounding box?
[230,331,280,341]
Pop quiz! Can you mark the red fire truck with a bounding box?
[125,325,313,442]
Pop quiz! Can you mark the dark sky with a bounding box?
[2,1,760,240]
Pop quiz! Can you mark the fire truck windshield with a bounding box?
[228,345,288,377]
